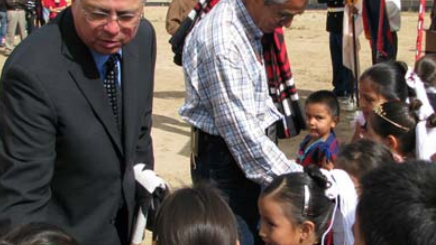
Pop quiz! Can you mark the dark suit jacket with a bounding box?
[0,7,156,245]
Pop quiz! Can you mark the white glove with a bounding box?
[134,163,167,193]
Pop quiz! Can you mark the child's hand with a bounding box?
[321,157,334,170]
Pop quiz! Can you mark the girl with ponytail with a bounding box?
[352,61,409,141]
[368,100,436,162]
[258,165,357,245]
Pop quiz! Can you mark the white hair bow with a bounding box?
[320,169,357,245]
[406,68,436,160]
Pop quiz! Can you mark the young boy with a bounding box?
[297,90,340,169]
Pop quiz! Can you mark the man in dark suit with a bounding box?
[0,0,156,244]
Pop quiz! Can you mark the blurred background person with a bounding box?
[4,0,27,56]
[0,0,7,47]
[165,0,197,36]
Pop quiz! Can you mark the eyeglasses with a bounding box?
[82,8,142,27]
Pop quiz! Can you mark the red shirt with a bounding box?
[43,0,67,19]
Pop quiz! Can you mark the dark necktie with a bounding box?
[104,54,121,131]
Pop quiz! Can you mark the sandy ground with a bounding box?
[0,7,425,245]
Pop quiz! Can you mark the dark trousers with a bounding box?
[191,130,261,245]
[330,32,353,97]
[370,31,398,64]
[364,0,396,64]
[391,31,398,60]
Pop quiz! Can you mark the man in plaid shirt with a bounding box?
[179,0,308,244]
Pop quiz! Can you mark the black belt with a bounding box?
[192,123,278,155]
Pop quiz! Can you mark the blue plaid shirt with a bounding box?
[179,0,302,186]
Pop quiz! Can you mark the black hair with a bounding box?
[414,54,436,88]
[0,223,80,245]
[154,183,238,245]
[260,165,335,243]
[369,101,418,156]
[357,161,436,245]
[359,61,409,101]
[305,90,340,118]
[335,139,395,180]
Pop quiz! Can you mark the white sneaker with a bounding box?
[338,96,356,112]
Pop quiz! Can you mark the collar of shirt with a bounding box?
[91,50,123,87]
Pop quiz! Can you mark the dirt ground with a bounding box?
[0,6,426,245]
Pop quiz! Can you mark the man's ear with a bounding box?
[299,221,316,245]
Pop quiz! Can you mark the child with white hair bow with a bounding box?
[258,165,357,245]
[406,66,436,161]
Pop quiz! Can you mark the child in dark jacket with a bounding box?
[297,90,340,170]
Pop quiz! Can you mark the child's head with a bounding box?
[0,223,80,245]
[414,54,436,88]
[354,161,436,245]
[258,165,335,245]
[358,61,409,119]
[154,183,238,245]
[335,139,395,192]
[367,101,417,158]
[305,90,339,140]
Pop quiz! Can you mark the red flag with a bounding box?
[416,0,426,60]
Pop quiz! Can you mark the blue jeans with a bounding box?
[0,11,6,44]
[191,130,261,245]
[330,32,353,97]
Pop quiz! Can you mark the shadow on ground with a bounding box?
[152,114,190,136]
[154,91,185,99]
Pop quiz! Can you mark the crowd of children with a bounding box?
[2,53,436,245]
[2,60,436,245]
[1,0,436,240]
[156,54,436,245]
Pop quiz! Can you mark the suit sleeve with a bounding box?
[0,65,57,234]
[134,21,156,170]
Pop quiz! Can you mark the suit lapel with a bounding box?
[59,9,123,155]
[69,65,124,155]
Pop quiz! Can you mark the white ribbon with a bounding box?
[406,68,436,160]
[320,169,357,245]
